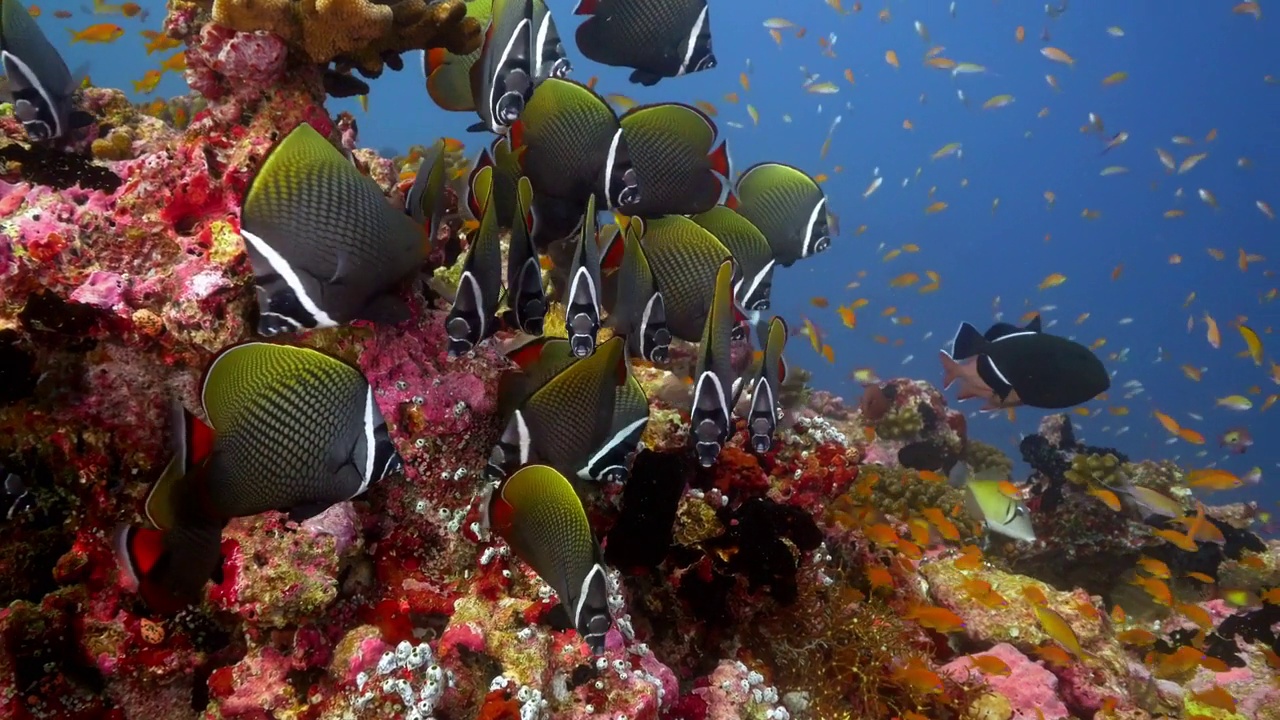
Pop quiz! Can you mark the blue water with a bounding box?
[41,1,1280,510]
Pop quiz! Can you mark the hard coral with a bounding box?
[208,0,482,77]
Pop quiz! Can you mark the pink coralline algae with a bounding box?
[942,643,1070,720]
[185,25,289,102]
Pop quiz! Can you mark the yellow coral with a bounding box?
[876,403,925,441]
[90,128,134,161]
[1064,452,1122,487]
[209,0,482,74]
[963,440,1013,477]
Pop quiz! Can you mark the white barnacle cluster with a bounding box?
[478,544,509,566]
[489,675,549,720]
[351,640,453,720]
[437,505,466,534]
[715,661,789,720]
[612,644,669,705]
[793,414,847,447]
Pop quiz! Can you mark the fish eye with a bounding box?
[813,236,832,254]
[730,323,747,342]
[552,58,572,78]
[750,298,770,311]
[618,185,641,207]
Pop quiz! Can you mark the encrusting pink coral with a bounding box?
[941,643,1070,720]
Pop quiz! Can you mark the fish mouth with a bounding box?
[549,58,572,79]
[445,317,477,358]
[496,92,525,124]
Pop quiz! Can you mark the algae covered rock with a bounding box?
[208,0,483,75]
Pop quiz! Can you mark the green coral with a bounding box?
[870,466,969,532]
[876,403,924,441]
[963,441,1013,477]
[1064,452,1122,487]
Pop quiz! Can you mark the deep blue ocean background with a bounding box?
[39,1,1280,513]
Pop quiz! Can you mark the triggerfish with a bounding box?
[573,0,716,86]
[240,123,427,336]
[727,162,832,267]
[116,343,402,612]
[0,0,94,141]
[949,322,1110,409]
[690,259,738,467]
[483,464,612,653]
[949,463,1037,543]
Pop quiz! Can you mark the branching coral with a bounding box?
[748,568,979,719]
[207,0,483,77]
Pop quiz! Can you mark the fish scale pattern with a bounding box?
[518,78,619,204]
[620,104,721,216]
[732,163,825,267]
[242,124,423,320]
[639,216,731,341]
[204,345,366,517]
[499,466,595,602]
[522,338,622,470]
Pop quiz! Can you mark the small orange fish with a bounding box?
[1039,272,1067,290]
[921,507,960,541]
[1137,556,1171,579]
[906,604,966,633]
[1116,628,1158,646]
[68,23,124,43]
[866,564,895,590]
[1192,687,1237,713]
[1177,602,1213,630]
[1153,529,1198,552]
[885,50,900,68]
[1033,643,1073,667]
[159,52,187,73]
[1040,47,1075,66]
[1086,487,1121,512]
[953,545,983,570]
[971,655,1011,676]
[1015,26,1025,42]
[890,658,943,694]
[864,523,900,546]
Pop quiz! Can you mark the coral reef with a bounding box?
[1,4,1278,720]
[205,0,482,77]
